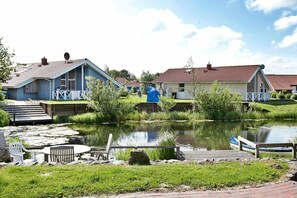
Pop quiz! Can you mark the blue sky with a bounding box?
[1,0,297,77]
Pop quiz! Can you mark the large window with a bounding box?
[24,81,38,93]
[68,70,76,90]
[60,70,76,90]
[178,83,185,92]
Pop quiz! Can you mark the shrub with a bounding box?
[0,109,9,127]
[277,93,285,99]
[291,94,297,100]
[285,94,292,99]
[194,81,242,120]
[270,92,278,98]
[168,111,190,120]
[158,97,177,113]
[86,78,135,122]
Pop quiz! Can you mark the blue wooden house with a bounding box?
[2,57,122,100]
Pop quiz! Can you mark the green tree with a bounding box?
[86,77,134,122]
[194,81,242,120]
[0,38,14,83]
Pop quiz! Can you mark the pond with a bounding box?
[69,120,297,151]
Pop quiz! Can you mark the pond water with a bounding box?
[69,120,297,151]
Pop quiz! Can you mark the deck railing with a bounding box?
[52,90,88,100]
[246,92,270,102]
[238,136,297,158]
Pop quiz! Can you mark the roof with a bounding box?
[266,74,297,91]
[153,65,261,83]
[116,77,141,87]
[3,58,122,88]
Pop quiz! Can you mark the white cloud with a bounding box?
[276,28,297,48]
[274,15,297,30]
[1,0,295,77]
[245,0,297,13]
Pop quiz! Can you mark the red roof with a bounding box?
[266,74,297,91]
[153,65,261,83]
[116,77,140,87]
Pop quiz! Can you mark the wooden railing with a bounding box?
[238,136,297,158]
[111,145,181,160]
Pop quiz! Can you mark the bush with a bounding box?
[277,93,285,99]
[285,94,292,99]
[86,78,135,122]
[270,92,278,98]
[291,94,297,100]
[194,81,242,120]
[158,97,177,113]
[0,109,9,127]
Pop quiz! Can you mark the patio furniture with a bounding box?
[50,146,75,163]
[91,133,113,160]
[8,142,36,163]
[42,144,91,162]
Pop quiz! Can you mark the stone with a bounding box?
[128,149,150,165]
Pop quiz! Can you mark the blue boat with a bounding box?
[229,136,292,153]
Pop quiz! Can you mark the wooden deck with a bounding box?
[182,150,254,161]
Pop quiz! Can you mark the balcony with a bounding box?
[246,92,270,102]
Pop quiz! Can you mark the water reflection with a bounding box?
[69,120,297,150]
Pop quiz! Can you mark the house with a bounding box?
[153,63,272,102]
[2,57,122,100]
[116,77,141,92]
[265,74,297,94]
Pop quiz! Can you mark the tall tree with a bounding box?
[0,38,14,83]
[140,70,156,82]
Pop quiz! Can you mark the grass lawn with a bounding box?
[120,95,193,104]
[41,100,89,104]
[0,160,288,198]
[253,100,297,113]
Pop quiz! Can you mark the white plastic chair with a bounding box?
[9,142,36,163]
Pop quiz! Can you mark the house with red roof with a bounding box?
[2,57,122,100]
[153,63,272,101]
[265,75,297,94]
[116,77,141,92]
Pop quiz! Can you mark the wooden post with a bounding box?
[0,132,10,162]
[255,144,259,158]
[293,144,296,159]
[239,139,243,151]
[176,146,180,160]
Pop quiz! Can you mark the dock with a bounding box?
[183,150,254,161]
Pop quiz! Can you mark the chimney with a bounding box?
[207,62,212,70]
[41,57,48,65]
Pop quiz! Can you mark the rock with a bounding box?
[128,149,150,165]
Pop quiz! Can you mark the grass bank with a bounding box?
[0,160,288,198]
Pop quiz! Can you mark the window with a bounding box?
[178,83,185,92]
[60,74,66,90]
[68,70,76,90]
[24,81,38,93]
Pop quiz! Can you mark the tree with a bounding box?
[140,70,156,82]
[194,81,242,120]
[0,38,14,83]
[86,77,134,122]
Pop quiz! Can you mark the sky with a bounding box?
[1,0,297,77]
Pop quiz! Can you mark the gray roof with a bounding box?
[2,58,122,88]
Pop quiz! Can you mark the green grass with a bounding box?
[43,100,89,104]
[0,161,288,197]
[120,95,193,104]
